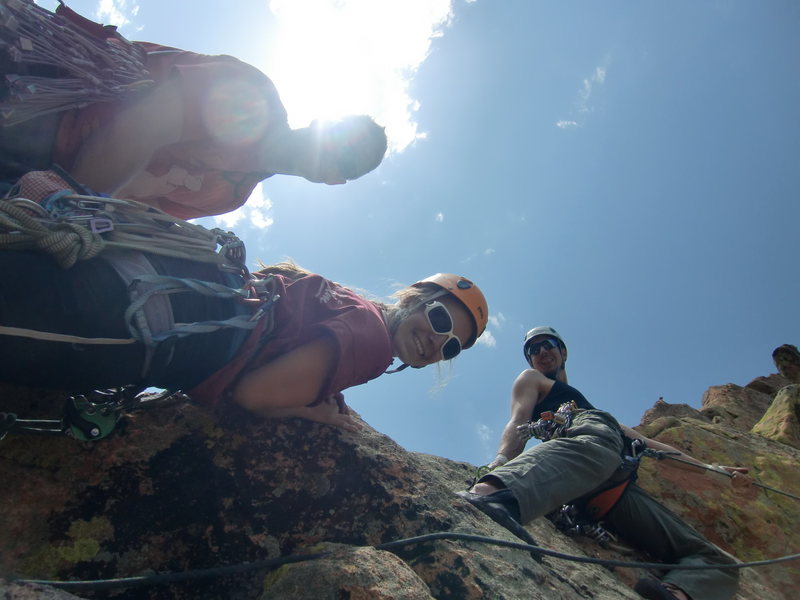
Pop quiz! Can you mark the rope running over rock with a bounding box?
[10,532,800,593]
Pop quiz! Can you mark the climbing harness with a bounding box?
[0,175,275,360]
[513,402,637,544]
[1,169,274,343]
[547,437,646,546]
[515,402,650,546]
[0,170,281,442]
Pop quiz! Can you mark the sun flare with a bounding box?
[264,0,453,153]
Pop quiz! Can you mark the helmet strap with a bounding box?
[384,362,422,374]
[543,369,559,381]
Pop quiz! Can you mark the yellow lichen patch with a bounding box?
[752,385,800,449]
[199,413,227,449]
[68,516,114,542]
[262,563,292,592]
[19,516,114,578]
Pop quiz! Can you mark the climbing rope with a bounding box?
[0,200,104,267]
[9,532,800,593]
[645,449,800,502]
[0,194,243,270]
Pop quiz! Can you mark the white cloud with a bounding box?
[476,423,492,445]
[476,423,496,463]
[435,212,444,223]
[594,66,607,84]
[577,66,606,113]
[484,248,495,255]
[555,61,609,129]
[267,0,454,154]
[476,329,496,348]
[488,312,505,329]
[212,182,274,231]
[95,0,139,27]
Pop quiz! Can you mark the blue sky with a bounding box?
[41,1,800,466]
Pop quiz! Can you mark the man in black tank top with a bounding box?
[457,326,749,600]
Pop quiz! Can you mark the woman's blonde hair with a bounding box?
[255,261,440,306]
[381,282,448,336]
[390,282,444,309]
[254,260,314,281]
[252,263,447,337]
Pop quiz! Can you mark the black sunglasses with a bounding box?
[525,337,560,358]
[424,301,462,361]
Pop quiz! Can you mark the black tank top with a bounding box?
[531,380,596,421]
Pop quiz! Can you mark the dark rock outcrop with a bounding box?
[772,344,800,383]
[2,345,799,599]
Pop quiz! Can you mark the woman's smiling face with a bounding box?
[391,295,474,367]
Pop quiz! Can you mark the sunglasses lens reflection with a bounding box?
[528,338,557,356]
[442,337,461,360]
[427,305,453,334]
[424,301,462,361]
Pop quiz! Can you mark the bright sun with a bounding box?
[261,0,454,153]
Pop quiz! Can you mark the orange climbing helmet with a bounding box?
[412,274,488,348]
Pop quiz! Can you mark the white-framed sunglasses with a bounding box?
[423,300,462,361]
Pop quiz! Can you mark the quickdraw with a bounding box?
[0,0,153,127]
[519,400,581,442]
[0,388,184,442]
[549,503,621,549]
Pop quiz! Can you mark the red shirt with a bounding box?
[189,274,394,406]
[53,42,288,219]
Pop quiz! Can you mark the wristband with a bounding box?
[494,453,509,466]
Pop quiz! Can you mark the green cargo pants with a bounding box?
[485,410,739,600]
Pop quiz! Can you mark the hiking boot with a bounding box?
[455,490,543,562]
[634,578,686,600]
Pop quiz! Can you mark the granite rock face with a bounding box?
[1,346,799,599]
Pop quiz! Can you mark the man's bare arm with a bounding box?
[489,370,555,467]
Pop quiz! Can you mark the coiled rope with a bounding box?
[0,200,104,267]
[0,194,243,268]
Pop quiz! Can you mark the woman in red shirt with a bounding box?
[0,251,488,431]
